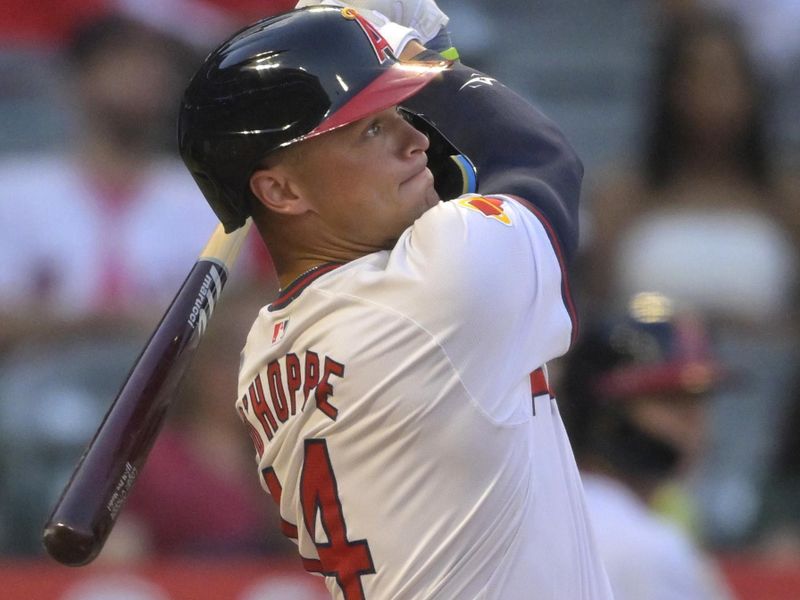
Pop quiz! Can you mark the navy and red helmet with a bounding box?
[179,6,450,232]
[560,293,726,476]
[565,292,725,404]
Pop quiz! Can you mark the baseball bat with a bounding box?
[42,219,253,566]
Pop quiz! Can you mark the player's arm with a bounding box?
[401,43,583,263]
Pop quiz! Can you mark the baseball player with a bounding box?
[178,2,613,598]
[559,293,733,600]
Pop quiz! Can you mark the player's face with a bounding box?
[629,392,708,470]
[293,106,440,251]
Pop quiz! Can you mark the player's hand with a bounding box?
[292,0,422,57]
[294,0,449,48]
[335,0,448,45]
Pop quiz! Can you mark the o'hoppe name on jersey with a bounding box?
[240,350,345,443]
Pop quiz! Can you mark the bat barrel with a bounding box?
[42,258,229,564]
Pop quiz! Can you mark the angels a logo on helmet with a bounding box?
[341,7,392,63]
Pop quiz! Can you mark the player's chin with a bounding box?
[402,168,439,210]
[424,182,441,208]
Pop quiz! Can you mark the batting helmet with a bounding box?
[560,293,725,477]
[179,6,450,232]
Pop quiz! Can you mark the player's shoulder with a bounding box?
[407,192,556,262]
[384,194,554,313]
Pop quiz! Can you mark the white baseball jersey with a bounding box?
[237,194,613,599]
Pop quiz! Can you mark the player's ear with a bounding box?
[250,166,311,216]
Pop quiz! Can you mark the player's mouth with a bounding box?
[400,159,430,186]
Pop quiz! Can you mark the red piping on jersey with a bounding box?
[492,194,579,347]
[530,368,552,397]
[269,262,343,311]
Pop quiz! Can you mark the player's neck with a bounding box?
[268,237,350,288]
[257,203,406,289]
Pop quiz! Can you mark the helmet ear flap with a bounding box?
[188,172,248,233]
[398,108,477,199]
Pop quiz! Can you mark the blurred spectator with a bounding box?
[581,10,799,546]
[107,0,295,51]
[0,2,288,157]
[654,0,800,170]
[702,0,800,191]
[0,12,277,557]
[559,292,734,599]
[696,0,800,79]
[116,283,292,559]
[0,14,222,325]
[0,1,295,49]
[1,0,109,47]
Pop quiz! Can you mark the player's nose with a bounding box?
[400,116,430,157]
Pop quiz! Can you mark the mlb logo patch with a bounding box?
[457,196,512,226]
[272,319,289,344]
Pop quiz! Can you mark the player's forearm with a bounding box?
[402,53,583,261]
[399,39,426,60]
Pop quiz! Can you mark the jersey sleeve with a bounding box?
[388,193,576,419]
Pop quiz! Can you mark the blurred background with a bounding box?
[0,0,798,598]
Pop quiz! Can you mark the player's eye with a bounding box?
[365,120,382,137]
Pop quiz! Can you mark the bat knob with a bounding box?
[42,521,100,566]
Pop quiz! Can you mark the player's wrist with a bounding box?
[426,28,458,60]
[399,39,425,60]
